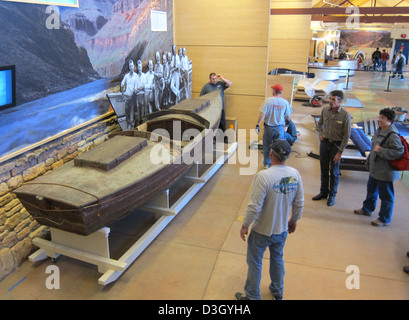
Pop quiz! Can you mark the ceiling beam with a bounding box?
[311,15,409,23]
[271,7,409,15]
[379,0,405,16]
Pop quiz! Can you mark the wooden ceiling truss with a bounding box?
[271,1,409,24]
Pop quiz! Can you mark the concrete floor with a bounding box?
[1,71,409,300]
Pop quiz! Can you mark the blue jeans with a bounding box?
[284,120,297,146]
[374,58,380,70]
[381,61,387,72]
[263,125,284,166]
[362,175,395,224]
[244,230,288,300]
[392,66,404,79]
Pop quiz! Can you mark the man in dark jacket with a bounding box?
[372,48,382,71]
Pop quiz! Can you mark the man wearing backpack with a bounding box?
[381,50,390,73]
[354,108,404,227]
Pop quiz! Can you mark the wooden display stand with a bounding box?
[28,141,238,286]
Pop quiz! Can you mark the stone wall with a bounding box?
[0,114,120,282]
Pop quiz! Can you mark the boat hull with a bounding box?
[15,158,193,235]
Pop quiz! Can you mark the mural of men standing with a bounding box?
[169,45,180,104]
[180,47,190,100]
[135,60,146,123]
[153,51,164,111]
[162,53,170,108]
[145,59,155,114]
[121,60,138,129]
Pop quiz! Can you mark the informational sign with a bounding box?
[0,0,78,7]
[151,10,167,32]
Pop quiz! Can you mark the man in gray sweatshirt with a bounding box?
[235,140,304,300]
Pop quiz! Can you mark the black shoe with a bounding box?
[312,193,328,201]
[354,209,372,216]
[235,292,249,300]
[403,266,409,275]
[327,196,335,206]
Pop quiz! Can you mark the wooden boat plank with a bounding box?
[170,97,210,113]
[74,136,148,171]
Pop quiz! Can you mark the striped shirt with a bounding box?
[316,106,351,152]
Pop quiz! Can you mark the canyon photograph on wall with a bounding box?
[340,30,393,48]
[0,0,174,158]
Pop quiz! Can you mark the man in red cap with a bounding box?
[271,84,283,94]
[255,84,292,169]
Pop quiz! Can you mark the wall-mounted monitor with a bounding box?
[0,65,16,110]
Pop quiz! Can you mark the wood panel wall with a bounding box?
[269,0,312,73]
[173,0,271,131]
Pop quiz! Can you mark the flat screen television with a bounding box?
[0,65,16,110]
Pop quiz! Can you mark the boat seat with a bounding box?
[74,135,147,171]
[170,97,210,113]
[147,116,206,140]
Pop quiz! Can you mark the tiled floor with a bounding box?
[1,70,409,300]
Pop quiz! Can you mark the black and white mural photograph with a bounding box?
[0,0,192,157]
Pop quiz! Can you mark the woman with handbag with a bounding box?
[354,108,404,226]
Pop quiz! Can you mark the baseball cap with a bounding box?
[269,139,291,161]
[271,84,283,93]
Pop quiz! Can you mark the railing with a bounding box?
[307,66,409,92]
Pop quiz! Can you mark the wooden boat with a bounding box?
[13,91,222,235]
